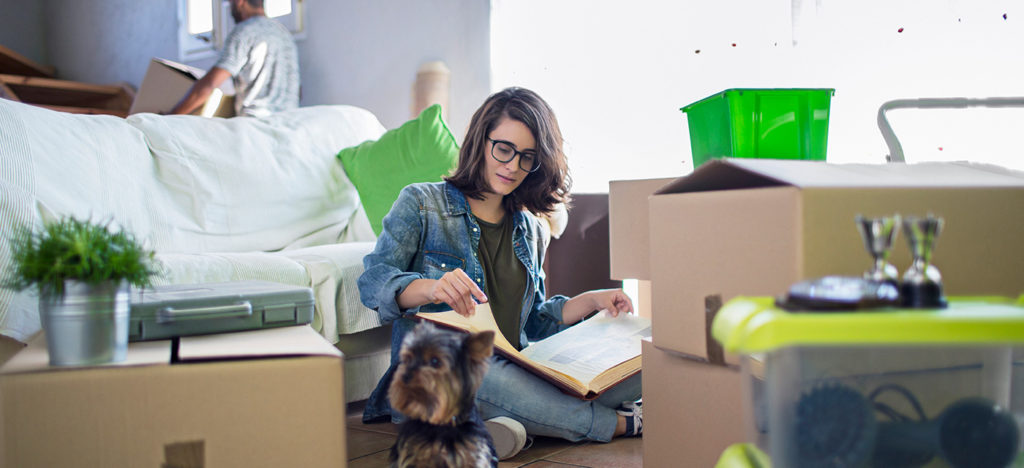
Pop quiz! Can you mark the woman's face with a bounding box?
[483,117,536,197]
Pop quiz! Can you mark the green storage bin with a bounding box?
[680,88,835,168]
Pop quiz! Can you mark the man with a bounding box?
[170,0,299,117]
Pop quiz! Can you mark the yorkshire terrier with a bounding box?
[388,321,498,468]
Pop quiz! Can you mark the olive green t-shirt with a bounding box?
[475,215,528,350]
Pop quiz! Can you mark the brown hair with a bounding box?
[446,87,571,215]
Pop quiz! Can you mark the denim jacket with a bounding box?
[359,181,569,421]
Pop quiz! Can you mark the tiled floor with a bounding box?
[346,401,643,467]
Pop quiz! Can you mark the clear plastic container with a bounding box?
[713,297,1024,468]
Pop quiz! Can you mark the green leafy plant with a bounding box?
[4,216,159,299]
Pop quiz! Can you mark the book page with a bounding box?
[416,304,648,398]
[417,303,521,357]
[520,311,651,384]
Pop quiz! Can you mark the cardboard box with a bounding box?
[648,159,1024,361]
[0,325,345,468]
[642,338,746,467]
[129,57,234,117]
[608,177,676,281]
[635,279,651,320]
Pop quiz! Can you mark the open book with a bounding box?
[416,303,651,400]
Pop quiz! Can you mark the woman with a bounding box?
[359,87,642,452]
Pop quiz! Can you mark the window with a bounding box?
[180,0,304,62]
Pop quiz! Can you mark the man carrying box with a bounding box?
[171,0,299,117]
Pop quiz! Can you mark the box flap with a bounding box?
[153,57,205,80]
[656,159,1024,194]
[0,334,171,376]
[177,325,341,361]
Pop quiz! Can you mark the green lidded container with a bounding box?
[680,88,835,168]
[711,296,1024,468]
[713,296,1024,353]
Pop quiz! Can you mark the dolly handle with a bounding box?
[877,97,1024,163]
[156,302,253,323]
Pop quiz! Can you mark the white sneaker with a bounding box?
[485,416,528,460]
[616,400,643,437]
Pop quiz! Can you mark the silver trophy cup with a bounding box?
[855,215,901,285]
[900,215,947,308]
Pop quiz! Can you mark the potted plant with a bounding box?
[3,216,159,366]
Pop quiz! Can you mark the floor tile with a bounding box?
[517,461,590,467]
[347,449,392,468]
[501,436,586,466]
[545,437,642,468]
[346,427,396,460]
[347,402,401,435]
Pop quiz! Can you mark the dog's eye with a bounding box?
[430,357,441,368]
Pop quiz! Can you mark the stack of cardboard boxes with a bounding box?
[609,158,1024,466]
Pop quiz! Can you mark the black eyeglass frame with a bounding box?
[487,138,540,173]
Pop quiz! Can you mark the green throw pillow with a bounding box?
[337,104,459,235]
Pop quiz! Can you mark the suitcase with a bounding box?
[129,280,315,341]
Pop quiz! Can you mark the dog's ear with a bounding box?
[463,330,495,362]
[415,321,437,334]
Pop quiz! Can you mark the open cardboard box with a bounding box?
[129,57,235,117]
[643,159,1024,362]
[608,177,677,281]
[608,178,678,320]
[0,325,345,467]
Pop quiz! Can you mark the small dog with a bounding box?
[388,321,498,468]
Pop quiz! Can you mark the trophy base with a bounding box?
[899,282,948,309]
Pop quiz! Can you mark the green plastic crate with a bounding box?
[680,88,835,168]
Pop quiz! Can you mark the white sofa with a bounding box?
[0,98,393,401]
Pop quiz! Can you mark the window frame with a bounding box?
[179,0,305,62]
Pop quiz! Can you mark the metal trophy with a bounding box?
[855,215,901,286]
[900,215,947,308]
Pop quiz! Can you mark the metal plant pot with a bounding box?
[39,280,129,366]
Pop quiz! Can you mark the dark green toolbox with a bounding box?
[128,280,314,341]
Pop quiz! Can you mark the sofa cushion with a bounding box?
[337,104,459,235]
[277,242,381,339]
[1,100,386,343]
[0,99,156,342]
[127,105,385,253]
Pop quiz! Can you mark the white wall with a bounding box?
[0,0,491,136]
[299,0,491,135]
[44,0,179,87]
[0,0,48,66]
[492,0,1024,193]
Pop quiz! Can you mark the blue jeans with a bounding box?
[364,323,643,443]
[475,355,642,443]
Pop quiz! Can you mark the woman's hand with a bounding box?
[427,268,488,317]
[562,288,634,324]
[398,268,488,317]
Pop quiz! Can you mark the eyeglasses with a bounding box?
[488,138,540,173]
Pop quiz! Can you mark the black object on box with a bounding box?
[776,276,901,312]
[129,280,314,341]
